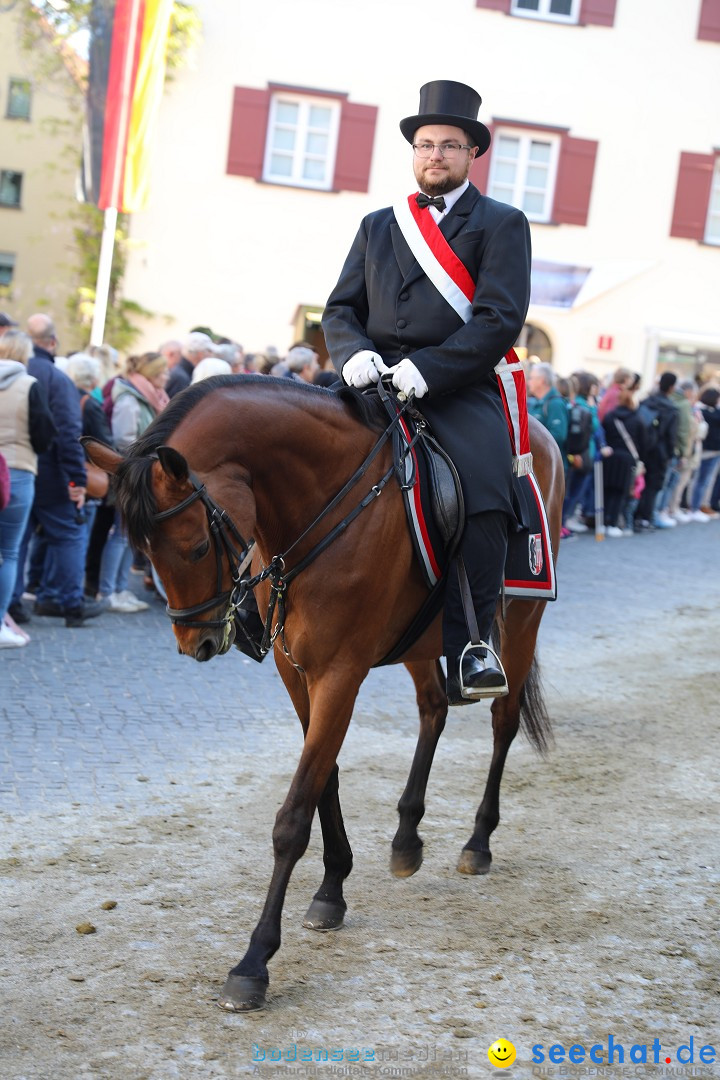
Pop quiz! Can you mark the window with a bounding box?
[227,85,378,194]
[487,130,560,221]
[670,152,720,243]
[511,0,580,22]
[475,0,617,26]
[6,78,31,121]
[705,161,720,244]
[263,94,340,190]
[472,122,597,226]
[697,0,720,41]
[0,171,23,208]
[0,252,16,288]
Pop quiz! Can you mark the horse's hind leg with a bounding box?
[390,660,448,877]
[273,654,353,932]
[457,600,550,875]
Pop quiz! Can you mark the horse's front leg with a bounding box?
[273,654,353,933]
[457,601,548,875]
[390,660,447,877]
[302,762,353,931]
[219,672,360,1012]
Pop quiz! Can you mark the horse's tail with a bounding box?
[491,623,553,756]
[518,653,553,756]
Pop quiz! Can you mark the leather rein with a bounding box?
[150,387,416,658]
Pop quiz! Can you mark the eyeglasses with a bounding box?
[412,142,474,159]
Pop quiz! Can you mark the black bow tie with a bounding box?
[416,193,446,212]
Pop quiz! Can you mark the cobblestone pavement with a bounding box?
[1,520,718,816]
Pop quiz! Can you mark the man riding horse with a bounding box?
[322,79,533,706]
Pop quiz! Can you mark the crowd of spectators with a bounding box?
[1,308,717,651]
[527,357,720,540]
[0,313,339,648]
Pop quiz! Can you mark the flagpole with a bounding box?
[90,205,118,346]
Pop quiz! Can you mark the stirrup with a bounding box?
[458,640,509,700]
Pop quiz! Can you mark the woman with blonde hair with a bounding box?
[97,352,169,612]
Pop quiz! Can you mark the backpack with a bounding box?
[565,403,593,455]
[636,401,661,456]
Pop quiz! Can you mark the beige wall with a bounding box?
[0,9,84,349]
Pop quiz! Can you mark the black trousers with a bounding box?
[442,511,509,657]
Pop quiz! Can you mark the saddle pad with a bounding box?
[400,421,556,601]
[505,471,557,600]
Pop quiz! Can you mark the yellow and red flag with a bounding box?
[84,0,173,212]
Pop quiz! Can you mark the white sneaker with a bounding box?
[688,510,711,523]
[654,512,677,528]
[565,518,589,533]
[116,590,150,612]
[606,525,624,538]
[105,591,143,613]
[673,510,692,524]
[0,622,29,648]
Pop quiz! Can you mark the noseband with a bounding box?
[153,468,255,633]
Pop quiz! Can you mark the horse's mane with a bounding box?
[114,374,386,548]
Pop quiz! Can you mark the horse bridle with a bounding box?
[152,468,255,635]
[149,386,417,655]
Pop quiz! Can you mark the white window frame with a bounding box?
[510,0,581,24]
[6,78,32,121]
[263,92,341,191]
[705,158,720,246]
[0,169,23,208]
[487,127,561,223]
[0,251,16,288]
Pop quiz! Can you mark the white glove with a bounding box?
[342,350,382,388]
[391,358,428,400]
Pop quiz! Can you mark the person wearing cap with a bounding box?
[322,80,532,706]
[0,312,19,337]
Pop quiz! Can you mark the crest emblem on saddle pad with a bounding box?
[529,533,544,576]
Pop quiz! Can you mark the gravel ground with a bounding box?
[1,522,718,1079]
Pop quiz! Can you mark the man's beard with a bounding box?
[415,164,468,197]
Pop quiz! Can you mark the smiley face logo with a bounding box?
[487,1039,517,1068]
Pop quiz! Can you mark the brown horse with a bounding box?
[85,373,563,1013]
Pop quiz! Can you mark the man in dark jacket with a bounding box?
[634,371,680,530]
[11,315,104,626]
[322,81,532,705]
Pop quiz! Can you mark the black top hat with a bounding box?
[400,80,491,157]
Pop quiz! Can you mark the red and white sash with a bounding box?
[393,193,532,476]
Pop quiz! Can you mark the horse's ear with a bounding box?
[156,445,190,483]
[82,437,123,475]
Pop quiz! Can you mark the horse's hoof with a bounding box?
[457,847,492,875]
[302,899,345,931]
[390,846,423,878]
[217,974,268,1012]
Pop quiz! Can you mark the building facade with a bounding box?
[13,0,716,386]
[0,4,85,347]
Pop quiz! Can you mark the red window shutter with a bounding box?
[698,0,720,41]
[579,0,617,26]
[227,87,271,179]
[475,0,511,11]
[552,134,597,226]
[469,124,495,192]
[333,101,378,193]
[670,152,714,239]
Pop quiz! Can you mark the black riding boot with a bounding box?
[233,589,267,663]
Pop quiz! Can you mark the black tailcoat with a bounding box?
[322,183,531,515]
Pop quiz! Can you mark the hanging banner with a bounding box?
[83,0,173,212]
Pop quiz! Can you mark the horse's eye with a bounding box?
[191,540,210,562]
